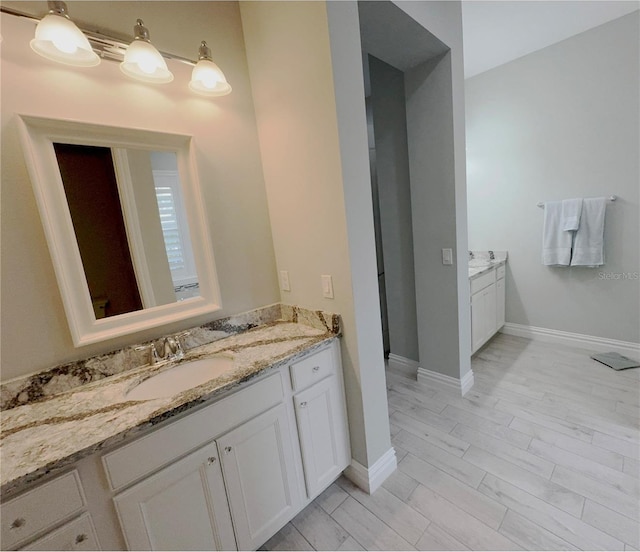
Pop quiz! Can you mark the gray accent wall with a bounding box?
[405,53,465,379]
[369,56,419,362]
[358,1,471,383]
[466,12,640,344]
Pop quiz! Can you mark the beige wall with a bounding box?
[1,2,279,381]
[240,1,393,468]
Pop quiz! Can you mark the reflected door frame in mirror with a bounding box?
[17,114,222,346]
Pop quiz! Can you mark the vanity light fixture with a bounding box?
[120,19,173,84]
[189,41,232,96]
[2,4,231,97]
[29,1,100,67]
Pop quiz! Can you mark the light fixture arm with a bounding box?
[198,41,213,61]
[46,1,69,18]
[133,19,151,42]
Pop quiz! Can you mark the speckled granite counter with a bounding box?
[468,259,506,279]
[1,306,340,496]
[468,250,508,280]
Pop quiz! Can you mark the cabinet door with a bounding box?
[485,283,497,339]
[218,403,303,551]
[294,375,350,499]
[496,278,505,330]
[471,292,485,353]
[21,513,99,551]
[113,441,236,551]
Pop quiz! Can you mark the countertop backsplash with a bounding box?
[0,303,341,411]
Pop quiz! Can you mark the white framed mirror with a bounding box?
[17,114,222,346]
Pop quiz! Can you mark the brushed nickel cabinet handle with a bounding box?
[312,366,320,372]
[300,401,307,408]
[207,456,217,464]
[224,446,232,454]
[75,533,88,544]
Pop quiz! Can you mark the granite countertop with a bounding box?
[468,250,508,280]
[468,259,506,280]
[1,318,337,496]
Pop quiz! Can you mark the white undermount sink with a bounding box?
[126,356,235,401]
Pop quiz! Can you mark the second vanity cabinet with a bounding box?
[471,264,506,353]
[102,339,348,551]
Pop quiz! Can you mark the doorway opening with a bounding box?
[358,1,451,372]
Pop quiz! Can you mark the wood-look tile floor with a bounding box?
[262,334,640,551]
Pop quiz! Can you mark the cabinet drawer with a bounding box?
[103,371,283,491]
[497,265,505,280]
[290,346,335,392]
[470,270,496,294]
[1,471,86,550]
[21,513,99,551]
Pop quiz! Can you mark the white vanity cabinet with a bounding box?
[218,403,303,551]
[3,340,350,552]
[291,346,350,499]
[496,267,506,330]
[111,402,304,551]
[1,470,99,551]
[21,514,100,551]
[112,441,236,551]
[105,339,346,551]
[471,265,506,354]
[107,370,299,551]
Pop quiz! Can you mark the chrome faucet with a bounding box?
[135,332,189,365]
[161,335,184,361]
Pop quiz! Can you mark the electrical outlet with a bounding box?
[321,275,334,299]
[280,270,291,292]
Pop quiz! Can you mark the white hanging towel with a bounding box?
[542,201,572,266]
[571,197,607,267]
[561,198,583,231]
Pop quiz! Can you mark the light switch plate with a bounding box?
[321,275,334,299]
[442,248,453,265]
[280,270,291,292]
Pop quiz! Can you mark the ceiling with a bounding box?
[462,0,640,79]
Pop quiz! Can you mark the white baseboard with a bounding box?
[388,354,419,376]
[417,366,475,396]
[500,323,640,357]
[344,447,397,494]
[460,369,475,395]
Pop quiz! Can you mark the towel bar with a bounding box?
[537,195,617,208]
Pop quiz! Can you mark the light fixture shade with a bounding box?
[189,59,232,96]
[188,41,231,97]
[30,13,99,67]
[120,20,173,84]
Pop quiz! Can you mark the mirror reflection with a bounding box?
[54,145,200,319]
